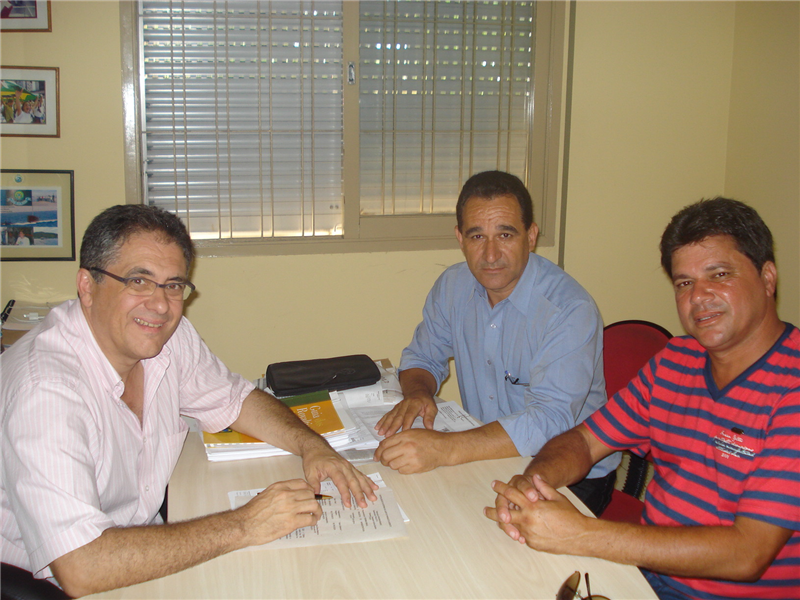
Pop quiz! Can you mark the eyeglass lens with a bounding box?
[557,572,581,600]
[127,278,192,300]
[556,571,611,600]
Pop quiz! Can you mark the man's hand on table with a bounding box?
[484,474,589,551]
[375,393,438,437]
[374,428,451,474]
[301,444,378,508]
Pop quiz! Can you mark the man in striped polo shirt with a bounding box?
[486,198,799,600]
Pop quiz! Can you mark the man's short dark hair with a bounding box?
[80,205,195,279]
[456,170,534,231]
[660,197,774,278]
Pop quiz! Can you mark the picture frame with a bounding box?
[1,0,51,32]
[1,66,59,137]
[0,169,75,261]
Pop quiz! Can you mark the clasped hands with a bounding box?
[484,473,591,554]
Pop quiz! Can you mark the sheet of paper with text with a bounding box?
[228,474,406,549]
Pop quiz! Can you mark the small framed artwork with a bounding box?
[1,66,59,137]
[1,1,52,32]
[0,169,75,261]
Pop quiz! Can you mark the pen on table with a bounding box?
[315,494,333,500]
[1,299,15,324]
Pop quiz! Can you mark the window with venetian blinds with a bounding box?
[133,0,562,248]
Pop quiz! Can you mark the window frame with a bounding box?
[120,0,567,257]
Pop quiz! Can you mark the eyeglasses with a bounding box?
[90,267,196,300]
[557,572,609,600]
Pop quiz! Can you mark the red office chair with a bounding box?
[600,320,672,524]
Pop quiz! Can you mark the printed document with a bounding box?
[228,473,406,549]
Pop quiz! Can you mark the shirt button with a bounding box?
[487,360,492,365]
[490,323,497,329]
[489,395,494,400]
[145,486,150,492]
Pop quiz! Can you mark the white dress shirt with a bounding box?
[1,299,254,579]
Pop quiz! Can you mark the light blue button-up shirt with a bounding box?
[400,253,618,478]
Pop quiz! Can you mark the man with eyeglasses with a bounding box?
[488,198,799,600]
[0,204,377,597]
[373,171,618,517]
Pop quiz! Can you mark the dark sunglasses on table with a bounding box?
[89,267,196,300]
[557,571,610,600]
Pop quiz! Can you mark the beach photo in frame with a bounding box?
[0,169,75,261]
[1,1,51,32]
[1,66,59,137]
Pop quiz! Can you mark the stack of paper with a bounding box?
[202,390,361,462]
[328,364,483,462]
[201,362,482,463]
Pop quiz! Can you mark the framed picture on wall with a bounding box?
[1,66,59,137]
[0,169,75,261]
[1,0,51,32]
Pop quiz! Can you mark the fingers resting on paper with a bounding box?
[375,394,438,437]
[302,447,378,509]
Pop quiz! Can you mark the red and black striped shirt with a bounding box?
[586,324,800,599]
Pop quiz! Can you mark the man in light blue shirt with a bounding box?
[374,171,618,515]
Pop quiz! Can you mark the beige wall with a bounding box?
[2,1,799,398]
[725,1,800,325]
[564,0,799,335]
[564,1,736,337]
[1,1,127,303]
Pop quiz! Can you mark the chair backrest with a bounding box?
[603,320,672,398]
[601,320,672,522]
[1,563,71,600]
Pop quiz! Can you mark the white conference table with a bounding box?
[90,433,656,600]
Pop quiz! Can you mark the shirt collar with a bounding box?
[65,298,173,397]
[470,253,538,312]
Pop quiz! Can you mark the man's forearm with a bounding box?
[445,421,519,465]
[51,509,246,597]
[522,426,601,488]
[398,368,438,399]
[561,516,791,581]
[51,477,322,597]
[229,389,330,457]
[231,389,378,508]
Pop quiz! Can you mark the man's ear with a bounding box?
[76,268,95,308]
[761,261,778,299]
[454,224,465,252]
[527,223,539,249]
